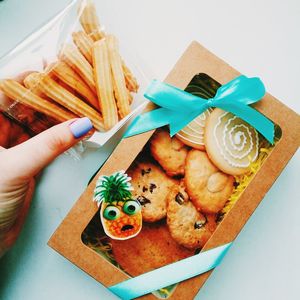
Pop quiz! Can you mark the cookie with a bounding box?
[185,149,234,214]
[176,109,212,150]
[94,171,143,240]
[167,183,217,249]
[128,162,177,222]
[150,129,189,176]
[110,221,193,277]
[205,108,259,175]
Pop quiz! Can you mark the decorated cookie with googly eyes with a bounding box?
[94,171,142,240]
[205,108,260,175]
[176,109,212,150]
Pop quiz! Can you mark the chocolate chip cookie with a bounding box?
[167,183,216,249]
[128,162,177,222]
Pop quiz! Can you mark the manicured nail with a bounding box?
[69,117,93,138]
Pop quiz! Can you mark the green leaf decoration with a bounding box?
[94,171,133,205]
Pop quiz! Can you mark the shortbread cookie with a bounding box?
[205,108,259,175]
[111,221,193,276]
[150,129,189,176]
[167,183,217,249]
[128,162,177,222]
[185,150,234,213]
[176,108,212,150]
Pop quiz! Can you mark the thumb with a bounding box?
[0,117,93,181]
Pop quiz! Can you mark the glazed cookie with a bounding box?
[111,222,193,277]
[205,108,259,175]
[150,129,189,176]
[176,108,212,150]
[167,183,217,249]
[128,162,177,222]
[185,150,234,214]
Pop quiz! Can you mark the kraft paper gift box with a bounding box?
[48,41,300,300]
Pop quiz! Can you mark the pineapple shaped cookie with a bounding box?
[94,171,142,240]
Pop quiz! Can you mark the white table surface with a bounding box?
[0,1,299,299]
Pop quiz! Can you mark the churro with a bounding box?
[50,61,100,111]
[92,39,118,130]
[72,31,93,64]
[0,79,76,123]
[55,77,76,95]
[122,60,139,93]
[0,0,140,136]
[59,44,96,94]
[128,90,133,104]
[107,35,130,118]
[25,73,104,131]
[79,0,105,41]
[23,73,50,100]
[72,29,138,93]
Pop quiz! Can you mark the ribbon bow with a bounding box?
[124,75,274,144]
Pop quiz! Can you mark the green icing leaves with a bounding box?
[94,171,133,205]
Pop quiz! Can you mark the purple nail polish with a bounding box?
[69,117,93,138]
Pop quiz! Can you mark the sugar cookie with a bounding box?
[176,109,212,150]
[205,108,259,175]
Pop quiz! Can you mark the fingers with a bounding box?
[0,117,93,182]
[25,73,104,131]
[1,180,35,253]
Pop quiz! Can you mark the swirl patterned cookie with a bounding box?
[176,109,212,150]
[205,108,260,175]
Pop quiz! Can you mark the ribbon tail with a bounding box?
[124,108,176,138]
[109,242,232,300]
[217,101,275,144]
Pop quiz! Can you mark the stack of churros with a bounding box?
[0,0,139,133]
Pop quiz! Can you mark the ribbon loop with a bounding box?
[124,75,274,144]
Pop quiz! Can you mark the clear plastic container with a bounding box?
[0,0,150,155]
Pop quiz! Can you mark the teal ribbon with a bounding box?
[109,242,232,299]
[124,75,274,144]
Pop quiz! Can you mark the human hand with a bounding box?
[0,117,93,257]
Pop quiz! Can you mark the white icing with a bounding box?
[177,108,211,146]
[176,133,204,145]
[233,131,244,146]
[181,129,204,139]
[213,111,259,168]
[224,122,252,159]
[186,124,205,135]
[193,118,205,127]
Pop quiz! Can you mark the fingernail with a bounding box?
[69,117,93,138]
